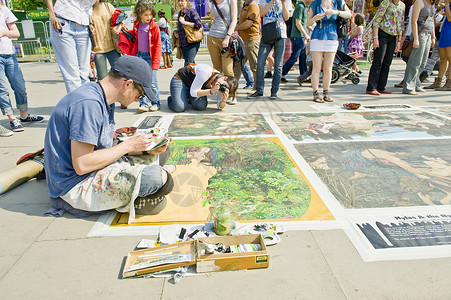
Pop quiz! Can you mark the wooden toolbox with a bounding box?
[196,234,269,273]
[122,234,269,278]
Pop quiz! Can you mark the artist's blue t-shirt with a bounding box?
[44,82,116,198]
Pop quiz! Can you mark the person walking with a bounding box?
[233,0,261,101]
[0,5,44,135]
[307,0,351,102]
[365,0,405,96]
[207,0,238,77]
[177,0,203,66]
[402,0,436,95]
[248,0,293,99]
[46,0,96,93]
[280,0,312,84]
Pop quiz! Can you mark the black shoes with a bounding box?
[247,92,263,99]
[264,71,273,78]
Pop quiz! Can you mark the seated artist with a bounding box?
[167,63,238,112]
[44,56,174,218]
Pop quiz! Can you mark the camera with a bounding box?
[220,47,229,54]
[219,84,228,93]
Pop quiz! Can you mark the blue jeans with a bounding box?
[282,37,307,77]
[255,38,286,95]
[50,17,91,93]
[138,165,163,197]
[338,36,350,54]
[94,50,121,81]
[0,55,27,116]
[242,63,254,86]
[167,76,207,112]
[182,42,200,66]
[136,51,160,107]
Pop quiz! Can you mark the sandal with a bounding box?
[313,90,324,103]
[323,90,333,102]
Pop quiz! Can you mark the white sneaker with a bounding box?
[137,104,149,113]
[162,164,176,174]
[149,104,160,111]
[0,124,13,137]
[227,98,237,105]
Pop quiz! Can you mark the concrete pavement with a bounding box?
[0,54,451,299]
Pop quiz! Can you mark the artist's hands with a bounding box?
[148,141,171,155]
[126,133,158,153]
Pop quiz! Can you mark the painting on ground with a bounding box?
[422,106,451,118]
[156,137,332,222]
[296,139,451,209]
[272,111,451,141]
[169,114,274,137]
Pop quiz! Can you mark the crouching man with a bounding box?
[44,56,173,218]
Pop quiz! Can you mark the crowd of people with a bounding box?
[0,0,450,217]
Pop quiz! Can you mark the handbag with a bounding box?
[336,1,350,39]
[337,15,350,39]
[261,5,282,44]
[181,10,204,43]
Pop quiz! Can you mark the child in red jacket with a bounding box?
[132,0,162,112]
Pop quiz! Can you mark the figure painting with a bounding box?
[296,139,451,208]
[272,111,451,141]
[169,114,274,137]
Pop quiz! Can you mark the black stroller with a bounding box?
[331,50,360,85]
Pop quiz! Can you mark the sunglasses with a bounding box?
[133,82,146,99]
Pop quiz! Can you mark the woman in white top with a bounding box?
[167,64,238,112]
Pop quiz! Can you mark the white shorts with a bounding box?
[310,39,339,52]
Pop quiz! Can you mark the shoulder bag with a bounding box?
[261,3,282,44]
[336,0,350,39]
[181,9,204,43]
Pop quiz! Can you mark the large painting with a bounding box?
[272,111,451,141]
[163,137,331,221]
[296,139,451,208]
[169,114,274,137]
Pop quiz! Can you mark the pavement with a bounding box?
[0,54,451,299]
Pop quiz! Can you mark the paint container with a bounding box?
[213,205,231,236]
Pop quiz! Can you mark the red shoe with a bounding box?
[168,65,173,68]
[377,89,392,94]
[366,90,381,96]
[159,66,167,69]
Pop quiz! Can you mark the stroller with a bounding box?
[331,50,361,85]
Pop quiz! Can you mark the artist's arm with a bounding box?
[71,134,164,175]
[0,22,20,39]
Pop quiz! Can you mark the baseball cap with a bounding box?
[111,55,155,101]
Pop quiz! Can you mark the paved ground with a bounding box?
[0,54,450,299]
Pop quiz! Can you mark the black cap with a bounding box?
[111,55,155,101]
